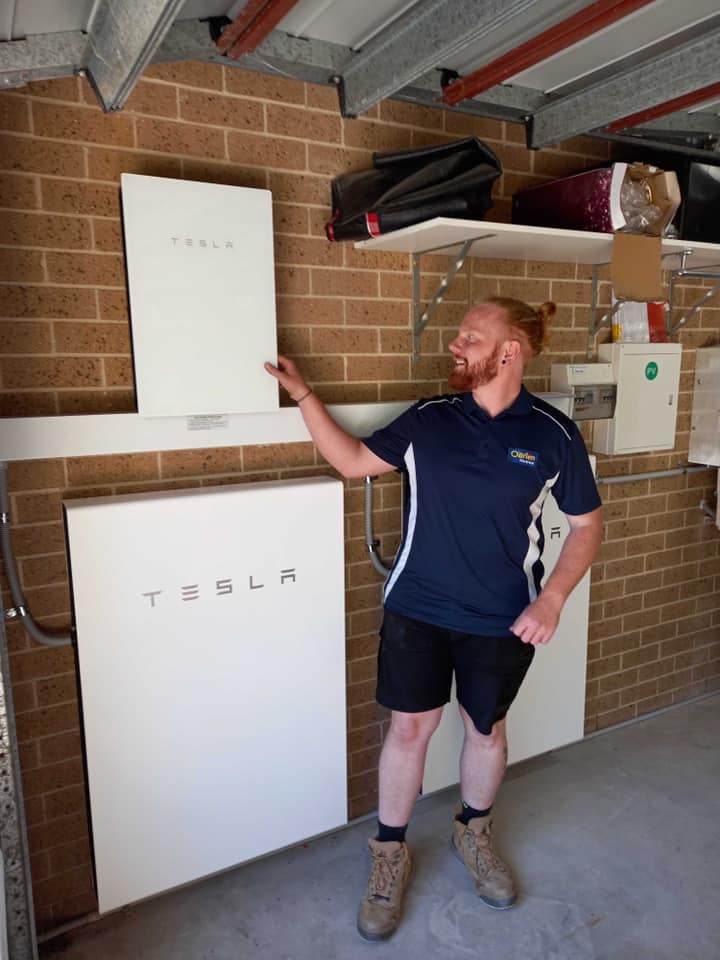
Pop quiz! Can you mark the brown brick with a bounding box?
[22,757,83,798]
[227,130,306,169]
[347,356,410,381]
[0,319,51,353]
[268,103,341,143]
[37,794,87,835]
[136,117,225,160]
[311,269,378,299]
[32,101,134,147]
[601,633,641,658]
[145,61,223,90]
[48,838,92,875]
[14,702,79,741]
[605,556,644,580]
[224,70,304,104]
[0,171,38,208]
[267,170,329,205]
[40,179,119,217]
[53,321,131,354]
[87,146,183,182]
[312,328,378,354]
[1,357,102,388]
[20,554,68,587]
[0,248,44,282]
[46,251,124,285]
[124,80,179,118]
[38,729,83,765]
[598,669,638,694]
[0,284,96,319]
[0,133,85,177]
[275,234,343,268]
[29,77,81,102]
[346,300,409,327]
[3,211,91,249]
[92,218,121,252]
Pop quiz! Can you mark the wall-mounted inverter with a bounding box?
[64,477,346,913]
[121,173,278,417]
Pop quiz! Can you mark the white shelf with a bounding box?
[355,217,720,269]
[0,402,410,463]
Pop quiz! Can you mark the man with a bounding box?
[265,297,602,942]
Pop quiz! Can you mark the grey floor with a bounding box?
[40,693,720,960]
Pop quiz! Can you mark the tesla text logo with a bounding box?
[507,448,539,467]
[141,568,297,608]
[170,237,235,249]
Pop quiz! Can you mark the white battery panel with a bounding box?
[65,477,346,914]
[121,173,278,417]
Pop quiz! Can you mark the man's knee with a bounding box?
[388,709,442,746]
[463,715,506,752]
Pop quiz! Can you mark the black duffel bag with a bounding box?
[326,137,502,242]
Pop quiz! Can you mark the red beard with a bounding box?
[448,344,501,391]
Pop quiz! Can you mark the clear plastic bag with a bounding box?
[620,177,662,231]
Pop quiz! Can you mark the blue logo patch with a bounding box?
[507,447,539,468]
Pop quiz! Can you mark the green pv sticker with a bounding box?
[645,361,658,381]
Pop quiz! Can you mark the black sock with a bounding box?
[376,820,408,843]
[456,801,492,825]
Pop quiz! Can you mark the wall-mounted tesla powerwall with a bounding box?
[64,476,346,913]
[121,173,278,417]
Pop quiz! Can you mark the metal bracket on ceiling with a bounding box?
[411,233,495,362]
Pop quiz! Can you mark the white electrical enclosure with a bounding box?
[65,477,346,914]
[593,342,682,455]
[689,345,720,467]
[423,488,592,793]
[121,173,278,417]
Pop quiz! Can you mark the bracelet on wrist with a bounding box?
[295,388,312,404]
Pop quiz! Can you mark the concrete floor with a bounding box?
[40,693,720,960]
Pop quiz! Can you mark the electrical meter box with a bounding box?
[550,363,617,421]
[689,345,720,466]
[592,342,682,455]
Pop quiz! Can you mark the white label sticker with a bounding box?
[186,415,229,431]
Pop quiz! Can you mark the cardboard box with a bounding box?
[611,233,663,301]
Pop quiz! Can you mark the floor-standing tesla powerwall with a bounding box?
[121,173,278,417]
[64,477,346,914]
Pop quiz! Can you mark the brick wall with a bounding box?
[1,64,718,933]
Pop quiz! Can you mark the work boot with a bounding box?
[451,814,517,908]
[356,838,413,941]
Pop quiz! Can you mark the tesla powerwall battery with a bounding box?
[64,477,346,913]
[121,173,278,416]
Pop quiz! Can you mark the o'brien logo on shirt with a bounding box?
[507,447,539,467]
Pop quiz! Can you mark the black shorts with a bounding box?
[376,609,535,735]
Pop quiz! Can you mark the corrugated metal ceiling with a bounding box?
[1,0,719,154]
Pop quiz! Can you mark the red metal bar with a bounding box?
[605,80,720,132]
[216,0,298,58]
[441,0,656,106]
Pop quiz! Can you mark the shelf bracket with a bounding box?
[412,236,488,362]
[667,248,720,337]
[587,264,622,359]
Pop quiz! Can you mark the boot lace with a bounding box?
[367,848,403,902]
[463,825,508,877]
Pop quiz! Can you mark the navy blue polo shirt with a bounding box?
[362,386,601,636]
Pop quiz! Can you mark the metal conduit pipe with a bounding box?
[363,476,391,579]
[0,462,72,647]
[595,464,712,484]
